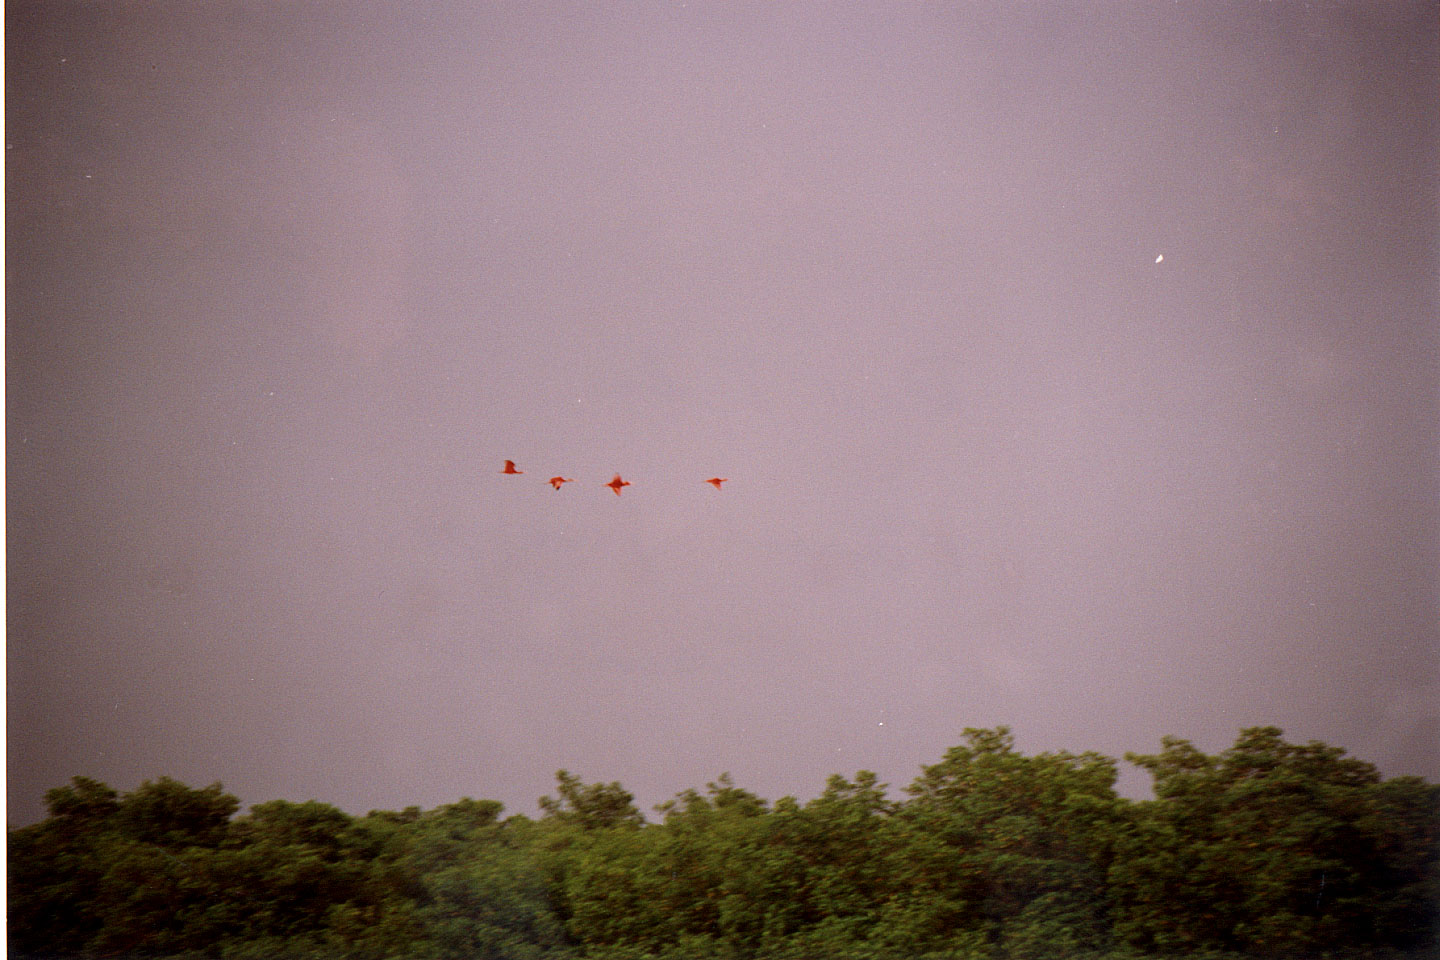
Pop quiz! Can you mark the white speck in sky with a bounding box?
[1155,254,1164,263]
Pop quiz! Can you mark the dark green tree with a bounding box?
[766,771,902,960]
[211,799,379,952]
[402,809,574,960]
[1112,726,1440,957]
[11,777,241,958]
[9,778,122,956]
[41,776,121,833]
[10,730,1435,960]
[890,726,1121,957]
[551,773,781,959]
[539,770,645,831]
[116,776,238,849]
[651,774,785,957]
[1354,773,1440,951]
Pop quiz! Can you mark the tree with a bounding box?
[115,776,238,849]
[408,813,575,960]
[1353,773,1440,951]
[891,727,1121,955]
[1112,726,1440,957]
[9,778,122,956]
[9,732,1434,960]
[652,774,785,956]
[539,770,645,832]
[42,775,120,833]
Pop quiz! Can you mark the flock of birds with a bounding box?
[501,461,728,496]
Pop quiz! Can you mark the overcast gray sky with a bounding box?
[8,0,1438,826]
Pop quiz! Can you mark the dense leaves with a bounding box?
[10,729,1437,960]
[1110,727,1439,957]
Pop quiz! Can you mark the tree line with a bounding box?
[9,726,1437,959]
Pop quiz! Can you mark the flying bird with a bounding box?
[705,477,728,490]
[501,460,523,474]
[605,474,631,496]
[548,476,573,490]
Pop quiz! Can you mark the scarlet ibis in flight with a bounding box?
[501,460,523,474]
[605,474,631,496]
[705,477,728,490]
[548,476,573,490]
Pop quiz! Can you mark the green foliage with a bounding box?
[9,728,1437,960]
[43,775,120,830]
[892,726,1122,954]
[411,819,572,960]
[539,770,645,831]
[9,797,113,954]
[1111,726,1440,958]
[116,776,239,849]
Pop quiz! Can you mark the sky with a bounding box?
[7,0,1438,826]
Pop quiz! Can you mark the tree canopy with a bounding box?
[10,728,1437,960]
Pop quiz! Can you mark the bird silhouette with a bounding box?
[548,476,573,490]
[705,477,728,490]
[501,460,523,474]
[605,474,631,496]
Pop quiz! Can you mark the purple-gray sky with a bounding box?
[7,1,1438,826]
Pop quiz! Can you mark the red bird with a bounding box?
[605,474,631,496]
[705,477,729,490]
[548,476,573,490]
[501,460,523,474]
